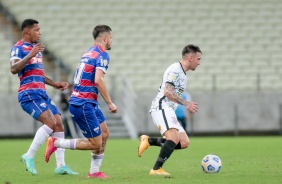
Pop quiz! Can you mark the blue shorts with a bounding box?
[69,103,106,138]
[20,95,61,120]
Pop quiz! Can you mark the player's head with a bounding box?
[92,25,112,50]
[21,19,41,43]
[182,44,202,71]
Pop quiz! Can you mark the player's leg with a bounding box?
[45,103,101,158]
[138,116,187,154]
[140,132,188,151]
[45,103,106,178]
[20,99,55,175]
[177,132,190,149]
[149,108,184,176]
[88,106,109,178]
[138,135,165,157]
[46,97,78,175]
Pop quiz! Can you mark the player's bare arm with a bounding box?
[10,44,45,74]
[44,76,68,91]
[95,69,117,113]
[164,82,198,114]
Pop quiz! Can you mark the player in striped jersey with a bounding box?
[10,19,77,175]
[45,25,117,179]
[138,44,202,176]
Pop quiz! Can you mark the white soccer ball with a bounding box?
[201,154,222,173]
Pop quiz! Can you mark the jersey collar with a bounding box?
[94,45,105,52]
[179,62,186,75]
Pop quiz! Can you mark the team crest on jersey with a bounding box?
[103,60,108,66]
[11,50,15,56]
[94,126,100,133]
[40,102,46,108]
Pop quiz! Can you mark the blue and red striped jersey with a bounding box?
[10,40,47,102]
[69,45,110,106]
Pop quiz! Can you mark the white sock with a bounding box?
[89,153,104,174]
[52,132,66,168]
[26,124,53,158]
[54,139,76,150]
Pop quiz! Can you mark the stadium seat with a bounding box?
[1,0,282,91]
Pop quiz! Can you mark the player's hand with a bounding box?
[108,102,117,113]
[54,82,69,91]
[186,102,198,114]
[29,43,45,57]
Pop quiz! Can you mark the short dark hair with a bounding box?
[92,25,112,39]
[21,19,39,31]
[182,44,202,57]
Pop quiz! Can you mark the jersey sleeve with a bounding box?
[10,46,24,62]
[96,52,110,73]
[164,66,179,86]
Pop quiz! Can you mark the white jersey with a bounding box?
[150,62,188,112]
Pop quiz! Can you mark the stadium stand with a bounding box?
[0,25,18,93]
[0,0,282,92]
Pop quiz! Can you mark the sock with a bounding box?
[26,124,53,158]
[148,137,166,147]
[89,153,104,174]
[52,132,66,168]
[153,140,176,170]
[175,142,182,149]
[149,137,182,149]
[54,139,76,150]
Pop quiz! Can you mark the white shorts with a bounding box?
[150,108,185,135]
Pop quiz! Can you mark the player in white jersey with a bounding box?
[138,44,201,177]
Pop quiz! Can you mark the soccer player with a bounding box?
[45,25,117,179]
[138,44,202,177]
[10,19,77,175]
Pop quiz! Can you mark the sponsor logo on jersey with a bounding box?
[29,57,43,64]
[72,91,79,96]
[171,116,178,124]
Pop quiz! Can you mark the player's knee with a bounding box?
[44,121,56,130]
[181,139,190,149]
[93,142,102,150]
[89,138,102,150]
[102,129,109,140]
[54,121,64,130]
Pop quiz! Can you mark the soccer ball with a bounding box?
[201,154,222,173]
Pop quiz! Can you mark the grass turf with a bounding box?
[0,136,281,184]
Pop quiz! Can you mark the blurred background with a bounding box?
[0,0,281,139]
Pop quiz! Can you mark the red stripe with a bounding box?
[96,45,105,52]
[19,69,44,81]
[14,40,23,46]
[84,64,94,73]
[80,79,94,86]
[72,91,98,101]
[18,82,46,93]
[83,51,99,59]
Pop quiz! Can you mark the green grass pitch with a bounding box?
[0,136,281,184]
